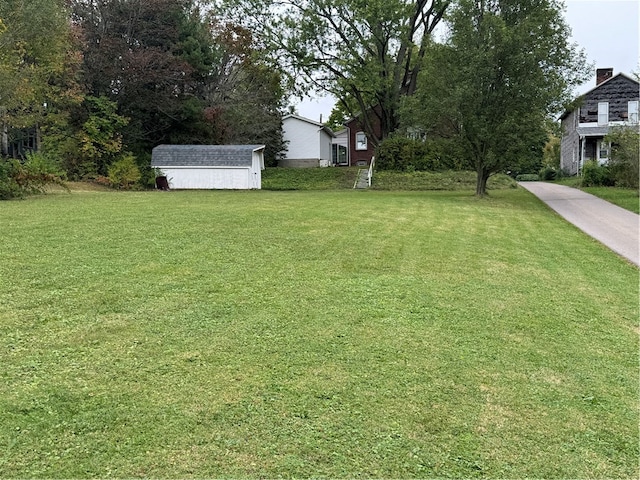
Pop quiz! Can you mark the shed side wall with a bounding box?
[160,167,251,189]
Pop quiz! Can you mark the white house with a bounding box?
[151,144,265,189]
[281,114,335,167]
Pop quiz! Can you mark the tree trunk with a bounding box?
[1,107,7,157]
[476,166,490,196]
[1,122,7,157]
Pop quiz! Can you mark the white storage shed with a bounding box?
[151,144,265,189]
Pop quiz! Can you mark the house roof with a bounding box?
[283,114,335,137]
[577,72,638,99]
[151,145,265,167]
[576,126,610,137]
[560,72,640,119]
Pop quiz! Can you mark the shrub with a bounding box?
[606,127,639,189]
[108,154,141,189]
[515,174,539,181]
[376,136,443,172]
[0,152,67,199]
[581,160,614,187]
[0,160,21,199]
[539,166,557,181]
[376,136,422,171]
[135,152,159,189]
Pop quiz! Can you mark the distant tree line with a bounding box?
[2,0,603,197]
[1,0,286,195]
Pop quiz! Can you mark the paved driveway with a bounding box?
[519,182,639,266]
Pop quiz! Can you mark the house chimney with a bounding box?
[596,68,613,85]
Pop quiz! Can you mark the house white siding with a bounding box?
[281,115,334,167]
[319,130,332,167]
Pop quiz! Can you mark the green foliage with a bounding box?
[539,166,557,181]
[261,167,518,191]
[46,96,129,180]
[543,135,561,170]
[223,0,450,143]
[20,151,67,193]
[516,174,540,182]
[134,153,159,189]
[581,161,614,187]
[107,154,141,190]
[0,160,22,199]
[78,96,129,172]
[406,0,590,196]
[0,152,67,199]
[325,101,352,132]
[0,0,74,132]
[375,136,467,172]
[505,153,545,179]
[605,126,639,189]
[73,2,286,160]
[376,136,431,171]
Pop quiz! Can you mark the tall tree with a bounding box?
[0,0,79,157]
[73,0,286,165]
[218,0,450,147]
[406,0,589,195]
[73,0,211,152]
[203,22,286,165]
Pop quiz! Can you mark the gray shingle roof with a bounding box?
[151,145,265,167]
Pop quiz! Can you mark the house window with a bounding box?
[628,101,639,123]
[355,132,368,150]
[597,140,609,164]
[597,102,609,125]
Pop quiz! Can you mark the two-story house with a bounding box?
[560,68,639,175]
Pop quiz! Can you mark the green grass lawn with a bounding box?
[0,188,638,478]
[261,167,517,192]
[262,167,359,190]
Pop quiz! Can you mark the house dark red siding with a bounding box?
[345,113,381,167]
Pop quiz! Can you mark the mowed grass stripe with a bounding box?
[0,189,637,478]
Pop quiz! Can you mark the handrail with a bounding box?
[367,156,375,187]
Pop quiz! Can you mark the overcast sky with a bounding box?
[295,0,640,121]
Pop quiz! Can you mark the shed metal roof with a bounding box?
[151,144,265,167]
